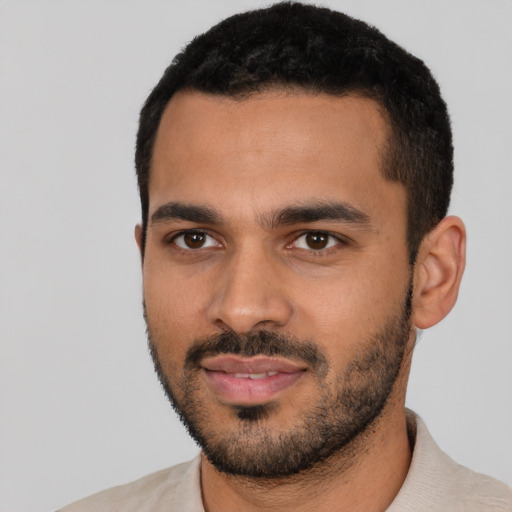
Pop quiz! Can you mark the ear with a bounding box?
[412,216,466,329]
[134,224,144,257]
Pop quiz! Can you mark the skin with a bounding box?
[136,90,466,512]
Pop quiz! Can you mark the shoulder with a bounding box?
[57,456,202,512]
[447,466,512,511]
[389,411,512,512]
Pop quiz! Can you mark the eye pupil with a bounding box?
[306,232,328,249]
[184,232,205,248]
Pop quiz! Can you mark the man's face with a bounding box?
[141,90,414,477]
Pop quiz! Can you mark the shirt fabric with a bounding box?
[58,411,512,511]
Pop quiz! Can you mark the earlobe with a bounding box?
[412,216,466,329]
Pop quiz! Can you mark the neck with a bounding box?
[200,402,412,512]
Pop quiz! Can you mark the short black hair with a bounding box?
[135,2,453,262]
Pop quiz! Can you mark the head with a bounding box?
[135,2,465,479]
[136,1,454,264]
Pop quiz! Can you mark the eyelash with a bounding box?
[288,231,348,255]
[165,229,349,255]
[167,230,220,251]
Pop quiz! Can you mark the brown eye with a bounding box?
[291,231,340,252]
[305,232,329,249]
[183,232,206,248]
[173,231,220,250]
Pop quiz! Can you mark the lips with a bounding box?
[201,355,307,406]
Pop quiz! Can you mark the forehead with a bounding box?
[153,89,389,167]
[149,90,402,225]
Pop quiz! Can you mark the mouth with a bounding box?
[201,354,307,406]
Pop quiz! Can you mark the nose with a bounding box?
[207,244,294,334]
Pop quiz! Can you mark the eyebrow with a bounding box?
[151,202,221,225]
[263,201,372,229]
[150,200,372,229]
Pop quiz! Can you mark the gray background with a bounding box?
[1,1,511,510]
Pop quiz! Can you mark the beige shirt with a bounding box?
[59,413,512,511]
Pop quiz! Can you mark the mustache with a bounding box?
[185,330,328,375]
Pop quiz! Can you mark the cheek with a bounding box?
[143,266,210,358]
[293,263,409,358]
[144,253,207,309]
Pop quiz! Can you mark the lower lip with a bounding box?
[203,370,305,405]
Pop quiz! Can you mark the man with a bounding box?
[60,2,512,511]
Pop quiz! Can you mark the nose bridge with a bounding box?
[208,240,293,333]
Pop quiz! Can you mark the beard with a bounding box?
[146,284,413,479]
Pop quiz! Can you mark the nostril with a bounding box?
[208,294,293,334]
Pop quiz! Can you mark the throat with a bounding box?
[199,408,412,512]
